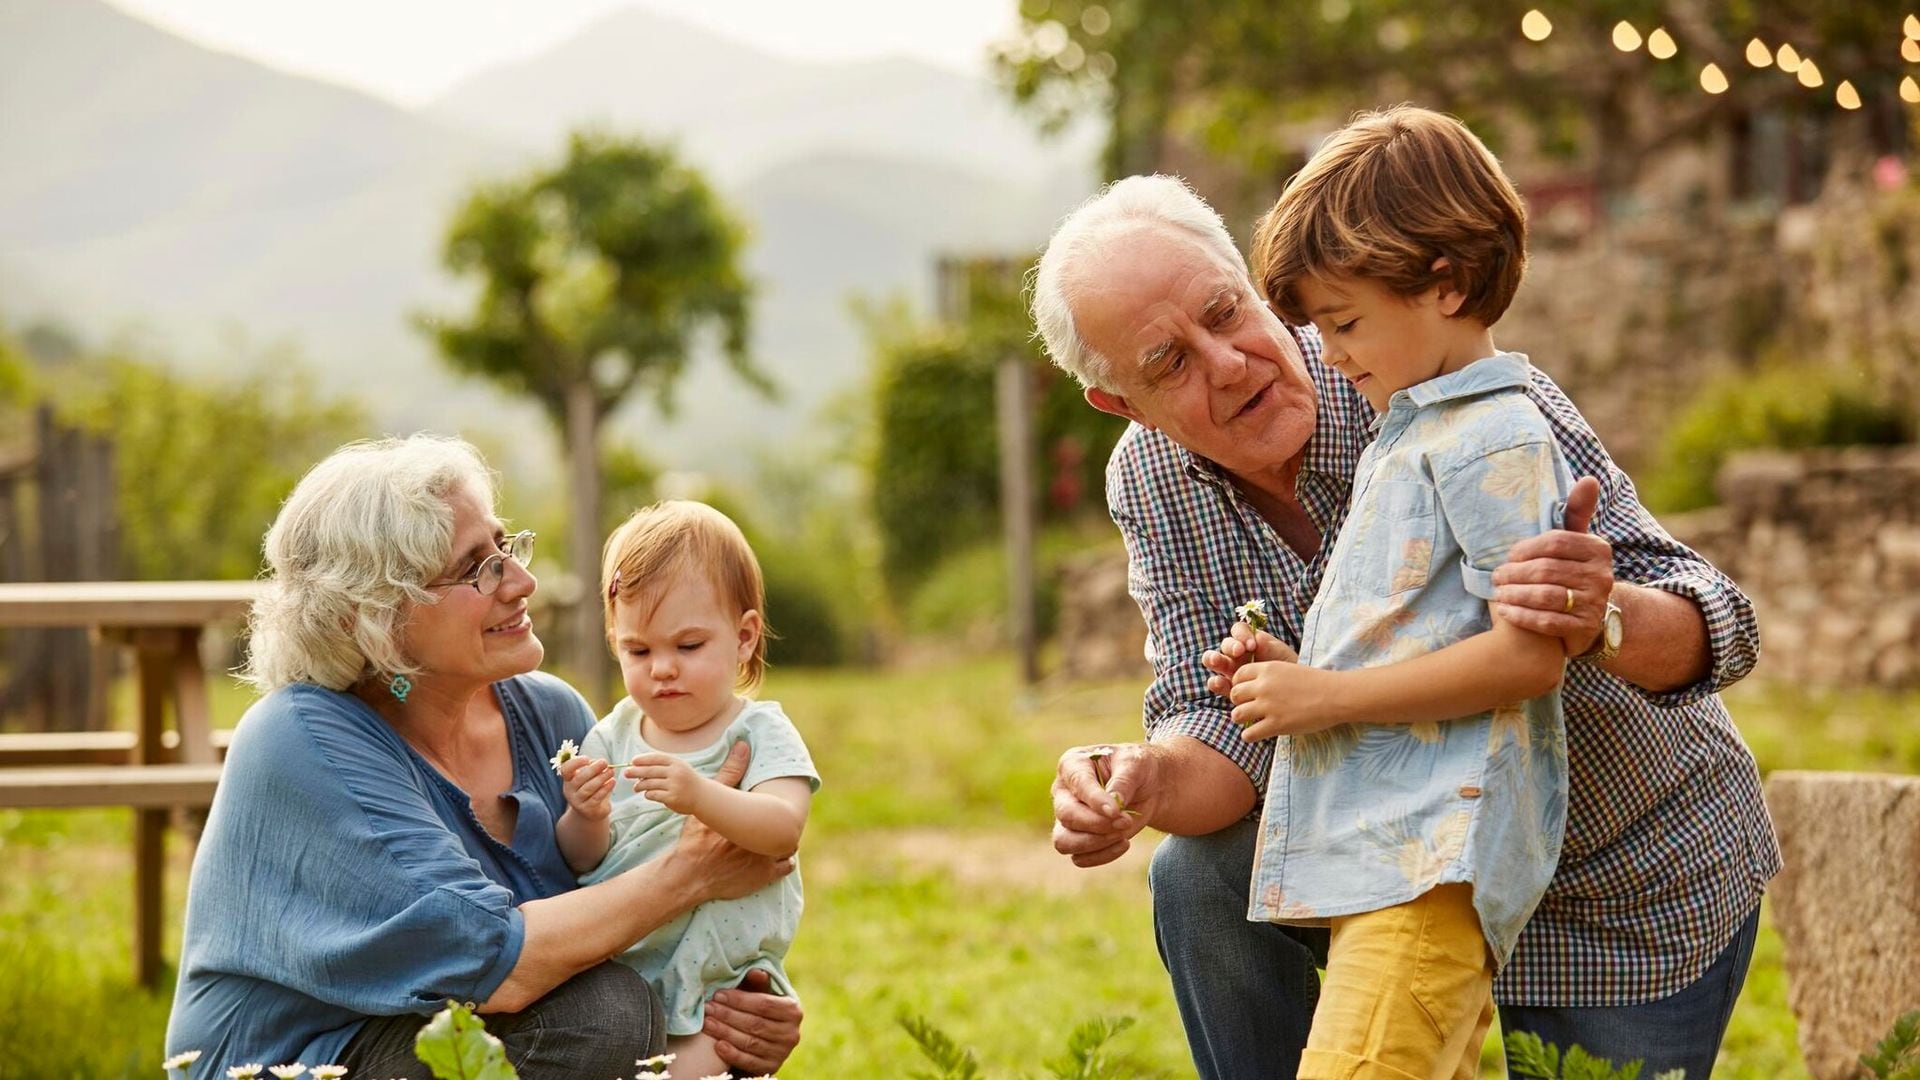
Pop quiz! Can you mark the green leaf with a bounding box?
[1504,1030,1561,1079]
[1861,1008,1920,1079]
[1042,1015,1137,1079]
[414,1002,518,1080]
[896,1012,986,1080]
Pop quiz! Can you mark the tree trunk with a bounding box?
[564,379,609,708]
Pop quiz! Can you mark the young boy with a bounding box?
[1233,105,1577,1079]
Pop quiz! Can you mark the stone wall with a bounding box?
[1668,447,1920,688]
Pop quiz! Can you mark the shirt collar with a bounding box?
[1396,351,1533,410]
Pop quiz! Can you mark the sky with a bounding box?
[107,0,1023,107]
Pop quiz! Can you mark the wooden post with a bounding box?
[134,633,171,988]
[936,254,1041,686]
[996,356,1040,686]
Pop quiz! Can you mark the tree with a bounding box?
[424,132,765,700]
[995,1,1917,209]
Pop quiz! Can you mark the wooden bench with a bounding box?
[0,580,259,987]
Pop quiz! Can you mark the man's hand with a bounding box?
[705,968,802,1074]
[1228,660,1344,740]
[1201,621,1300,697]
[1051,742,1162,868]
[558,755,615,820]
[626,752,708,815]
[1492,475,1613,655]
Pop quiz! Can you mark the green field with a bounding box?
[2,660,1914,1078]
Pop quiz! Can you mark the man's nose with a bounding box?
[1199,336,1250,386]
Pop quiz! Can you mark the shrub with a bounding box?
[1641,360,1912,513]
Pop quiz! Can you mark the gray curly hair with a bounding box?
[241,434,495,692]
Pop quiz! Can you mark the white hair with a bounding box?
[242,434,496,692]
[1030,174,1247,390]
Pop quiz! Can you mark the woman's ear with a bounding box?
[1429,255,1469,317]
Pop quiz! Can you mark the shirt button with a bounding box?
[1459,785,1482,798]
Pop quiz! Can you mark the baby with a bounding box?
[555,500,818,1078]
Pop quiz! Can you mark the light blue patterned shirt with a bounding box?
[1245,353,1573,966]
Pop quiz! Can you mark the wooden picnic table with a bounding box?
[0,580,261,986]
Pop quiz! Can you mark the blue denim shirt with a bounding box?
[1248,353,1574,967]
[164,671,594,1071]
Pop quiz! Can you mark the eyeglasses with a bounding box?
[426,531,536,596]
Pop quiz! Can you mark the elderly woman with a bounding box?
[164,435,802,1077]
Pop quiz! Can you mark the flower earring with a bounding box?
[388,673,414,702]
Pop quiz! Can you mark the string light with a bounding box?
[1648,28,1677,59]
[1836,80,1863,109]
[1903,75,1920,103]
[1904,37,1920,63]
[1699,62,1730,94]
[1521,9,1552,42]
[1612,21,1643,52]
[1746,38,1772,67]
[1777,43,1802,71]
[1907,14,1920,38]
[1799,58,1825,87]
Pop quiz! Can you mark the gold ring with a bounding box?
[1564,587,1577,614]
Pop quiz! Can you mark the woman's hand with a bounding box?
[558,755,614,820]
[626,752,707,815]
[662,742,792,903]
[705,968,803,1074]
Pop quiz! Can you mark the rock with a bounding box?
[1764,771,1920,1079]
[1056,547,1150,683]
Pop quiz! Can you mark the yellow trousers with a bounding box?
[1297,884,1496,1080]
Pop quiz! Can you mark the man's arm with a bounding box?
[1504,376,1761,700]
[1051,735,1257,867]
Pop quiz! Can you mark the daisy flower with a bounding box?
[1234,598,1270,633]
[162,1050,204,1071]
[636,1054,676,1069]
[549,738,580,774]
[310,1069,347,1080]
[227,1067,264,1080]
[267,1067,306,1079]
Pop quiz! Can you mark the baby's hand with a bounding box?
[559,755,614,819]
[626,753,707,815]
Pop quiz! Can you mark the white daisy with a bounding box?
[267,1066,307,1079]
[1234,598,1270,632]
[636,1054,676,1068]
[549,738,580,774]
[309,1068,347,1080]
[162,1050,204,1070]
[227,1067,264,1080]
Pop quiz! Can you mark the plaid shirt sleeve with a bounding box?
[1108,431,1275,793]
[1529,373,1762,705]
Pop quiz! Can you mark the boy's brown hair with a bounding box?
[602,499,770,690]
[1252,105,1528,328]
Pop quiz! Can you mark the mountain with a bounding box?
[428,7,1099,185]
[0,0,1099,479]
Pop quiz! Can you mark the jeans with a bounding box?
[336,962,666,1080]
[1150,819,1760,1080]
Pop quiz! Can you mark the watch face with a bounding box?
[1605,608,1624,649]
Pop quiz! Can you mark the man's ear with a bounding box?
[1429,255,1469,317]
[1085,386,1151,427]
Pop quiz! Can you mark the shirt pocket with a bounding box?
[1354,480,1437,599]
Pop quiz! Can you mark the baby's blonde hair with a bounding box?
[601,500,769,690]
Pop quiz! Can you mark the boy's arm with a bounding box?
[688,777,811,856]
[1229,615,1563,739]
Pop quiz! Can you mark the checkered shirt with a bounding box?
[1108,324,1781,1006]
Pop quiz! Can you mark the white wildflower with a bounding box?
[636,1054,676,1068]
[635,1072,670,1080]
[549,738,580,774]
[310,1068,347,1080]
[163,1050,204,1071]
[697,1073,733,1080]
[268,1067,307,1079]
[227,1067,264,1080]
[1234,598,1270,632]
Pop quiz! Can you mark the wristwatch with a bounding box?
[1578,598,1624,662]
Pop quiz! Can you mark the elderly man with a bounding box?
[1035,176,1778,1080]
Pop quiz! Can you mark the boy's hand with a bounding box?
[626,752,707,815]
[1229,661,1344,740]
[558,755,614,819]
[1202,621,1299,697]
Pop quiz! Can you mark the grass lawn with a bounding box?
[2,658,1913,1078]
